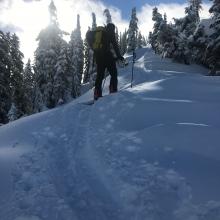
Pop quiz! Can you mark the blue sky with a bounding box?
[103,0,209,18]
[0,0,212,61]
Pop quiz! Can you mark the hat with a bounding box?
[106,23,115,33]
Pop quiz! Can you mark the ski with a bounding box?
[81,100,95,105]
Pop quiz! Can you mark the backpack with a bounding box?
[86,26,107,52]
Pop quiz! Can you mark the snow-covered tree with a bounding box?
[104,9,112,24]
[53,40,71,104]
[49,0,58,26]
[7,103,18,122]
[0,31,11,123]
[189,0,202,22]
[83,38,91,84]
[9,33,25,118]
[34,0,64,110]
[83,13,96,84]
[69,14,84,97]
[204,0,220,74]
[92,12,97,30]
[34,27,62,109]
[150,7,163,53]
[172,34,191,64]
[174,0,201,37]
[137,32,146,49]
[127,7,138,52]
[189,20,208,64]
[23,59,35,114]
[119,30,128,55]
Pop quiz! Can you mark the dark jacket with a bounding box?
[94,26,121,63]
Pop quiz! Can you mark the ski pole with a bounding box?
[131,49,136,88]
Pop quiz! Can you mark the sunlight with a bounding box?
[3,0,50,31]
[0,0,211,62]
[0,0,127,61]
[0,0,50,61]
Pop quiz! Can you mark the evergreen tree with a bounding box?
[23,59,35,114]
[174,0,201,37]
[53,40,71,104]
[137,32,144,49]
[205,0,220,74]
[150,6,191,63]
[127,7,138,52]
[7,103,18,122]
[142,36,147,47]
[0,31,11,123]
[119,31,126,55]
[34,0,64,110]
[190,21,207,64]
[83,38,91,84]
[49,0,58,26]
[104,9,112,24]
[83,13,96,85]
[92,12,97,30]
[9,33,24,118]
[150,7,163,53]
[69,14,84,97]
[189,0,202,22]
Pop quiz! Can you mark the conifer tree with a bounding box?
[127,7,138,52]
[0,31,11,123]
[137,32,144,49]
[23,59,35,114]
[189,0,202,22]
[9,33,24,119]
[104,9,112,24]
[150,7,163,53]
[49,0,58,26]
[83,38,91,84]
[83,13,96,85]
[53,40,71,104]
[69,14,84,97]
[205,0,220,74]
[7,103,18,122]
[92,12,97,30]
[34,0,64,110]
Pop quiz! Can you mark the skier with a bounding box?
[87,23,124,100]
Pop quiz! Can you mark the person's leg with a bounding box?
[94,60,105,99]
[107,60,118,93]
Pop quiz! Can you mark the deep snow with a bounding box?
[0,48,220,220]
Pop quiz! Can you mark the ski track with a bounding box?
[47,104,124,220]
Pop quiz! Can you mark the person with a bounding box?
[93,23,124,100]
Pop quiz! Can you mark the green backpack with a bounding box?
[86,26,107,52]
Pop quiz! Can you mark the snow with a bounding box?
[1,48,220,220]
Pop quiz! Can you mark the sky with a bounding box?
[0,0,212,62]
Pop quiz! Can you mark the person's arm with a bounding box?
[110,33,124,60]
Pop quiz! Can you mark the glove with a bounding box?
[118,56,124,61]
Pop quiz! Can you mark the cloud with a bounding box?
[55,0,128,36]
[0,22,23,33]
[137,2,212,37]
[0,0,212,62]
[0,0,129,61]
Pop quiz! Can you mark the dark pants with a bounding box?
[95,53,118,95]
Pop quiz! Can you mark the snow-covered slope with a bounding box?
[1,48,220,220]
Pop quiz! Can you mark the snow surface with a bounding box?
[0,48,220,220]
